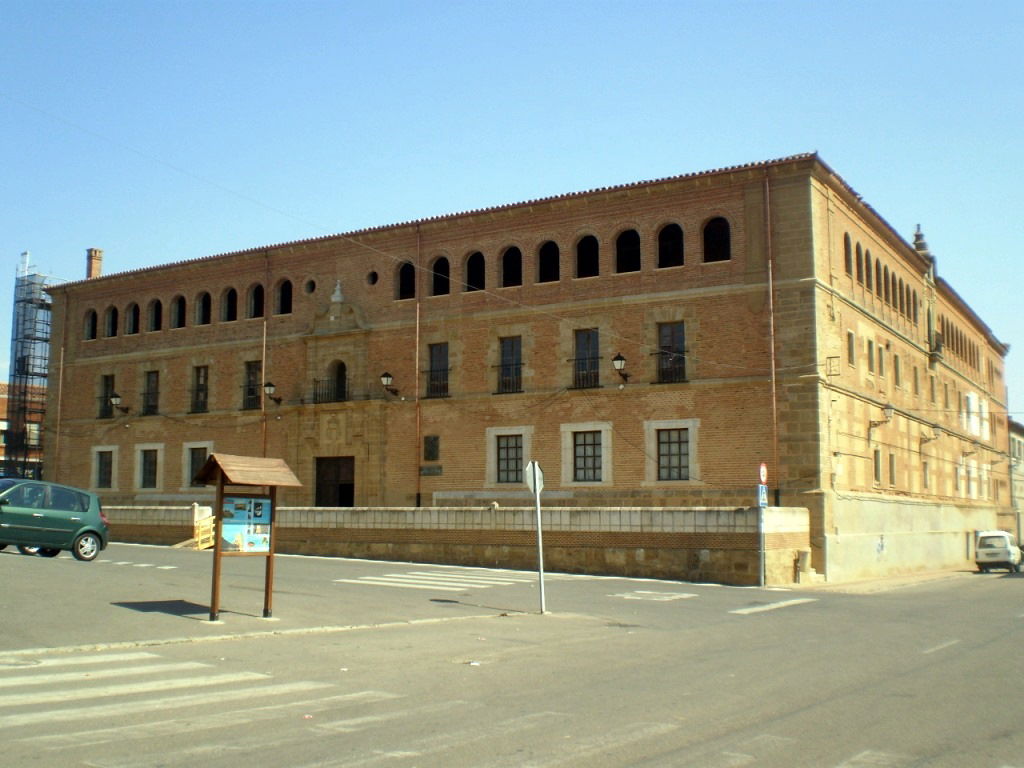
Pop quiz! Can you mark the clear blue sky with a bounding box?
[2,0,1021,415]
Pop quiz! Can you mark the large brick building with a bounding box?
[43,153,1011,579]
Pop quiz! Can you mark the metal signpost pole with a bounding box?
[526,460,546,614]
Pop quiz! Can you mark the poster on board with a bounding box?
[219,495,273,553]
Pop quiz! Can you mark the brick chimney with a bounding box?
[86,248,103,279]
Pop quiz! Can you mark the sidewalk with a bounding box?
[791,567,978,594]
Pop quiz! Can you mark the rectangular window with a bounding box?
[913,366,920,396]
[657,428,690,480]
[894,355,901,387]
[573,430,602,482]
[142,370,160,415]
[96,450,113,488]
[846,331,856,367]
[923,460,930,490]
[496,434,523,483]
[929,375,935,402]
[888,452,896,487]
[573,329,600,388]
[140,449,158,489]
[657,322,687,383]
[242,361,262,410]
[867,340,875,373]
[873,449,882,484]
[877,347,885,378]
[188,446,208,487]
[426,343,449,397]
[191,366,209,413]
[98,374,115,419]
[423,435,440,461]
[497,336,522,393]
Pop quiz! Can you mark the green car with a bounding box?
[0,479,109,561]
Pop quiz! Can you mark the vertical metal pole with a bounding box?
[533,462,546,614]
[209,473,225,621]
[263,488,277,618]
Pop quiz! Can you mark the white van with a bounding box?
[975,531,1022,573]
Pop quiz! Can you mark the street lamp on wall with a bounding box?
[869,402,895,432]
[380,372,399,396]
[109,392,130,414]
[611,353,630,382]
[263,382,282,405]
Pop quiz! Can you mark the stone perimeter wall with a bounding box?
[106,505,810,587]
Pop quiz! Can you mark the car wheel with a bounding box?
[0,543,7,551]
[17,545,40,556]
[38,548,60,558]
[71,532,101,562]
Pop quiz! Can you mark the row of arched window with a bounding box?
[84,280,295,340]
[938,315,980,371]
[843,234,919,325]
[396,218,732,300]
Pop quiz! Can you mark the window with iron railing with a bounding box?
[98,374,115,418]
[571,328,600,389]
[313,378,348,403]
[496,336,522,393]
[241,361,262,410]
[657,322,687,383]
[425,343,449,398]
[141,371,159,415]
[191,366,209,413]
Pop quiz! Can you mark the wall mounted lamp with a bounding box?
[263,382,282,405]
[919,425,942,447]
[109,393,130,415]
[611,353,630,382]
[380,372,399,396]
[868,403,895,431]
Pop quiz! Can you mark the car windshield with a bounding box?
[978,536,1006,549]
[0,479,19,494]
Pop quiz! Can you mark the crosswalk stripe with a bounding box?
[406,571,533,584]
[0,670,267,709]
[0,661,211,689]
[0,680,332,729]
[0,651,160,668]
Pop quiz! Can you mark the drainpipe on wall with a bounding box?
[763,173,781,507]
[415,225,422,507]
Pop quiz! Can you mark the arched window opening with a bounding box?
[275,280,293,315]
[912,291,919,324]
[882,267,890,304]
[84,310,98,340]
[703,217,731,262]
[431,257,450,296]
[538,241,560,282]
[397,262,416,300]
[148,299,163,332]
[195,292,212,325]
[170,295,186,329]
[464,252,485,291]
[315,360,348,403]
[855,244,864,284]
[615,229,641,273]
[658,224,684,268]
[222,288,238,321]
[125,303,140,335]
[898,279,905,315]
[248,284,265,318]
[891,274,898,308]
[875,261,883,294]
[502,247,522,287]
[576,235,599,278]
[104,306,118,338]
[843,234,852,276]
[865,252,873,291]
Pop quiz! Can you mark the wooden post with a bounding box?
[209,470,225,621]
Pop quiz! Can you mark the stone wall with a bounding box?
[105,505,810,586]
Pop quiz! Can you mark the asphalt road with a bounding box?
[1,543,1022,767]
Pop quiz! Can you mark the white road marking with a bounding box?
[0,652,160,669]
[610,591,698,601]
[334,568,536,591]
[0,670,267,709]
[0,660,210,688]
[334,578,464,591]
[922,639,960,654]
[0,680,332,729]
[730,598,817,615]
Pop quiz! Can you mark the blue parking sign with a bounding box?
[757,484,768,507]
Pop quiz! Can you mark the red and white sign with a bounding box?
[759,462,768,485]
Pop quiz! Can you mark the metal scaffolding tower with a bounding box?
[4,253,59,478]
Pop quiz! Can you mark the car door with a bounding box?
[45,485,90,548]
[0,482,59,546]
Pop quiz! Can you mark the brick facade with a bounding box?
[45,153,1010,582]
